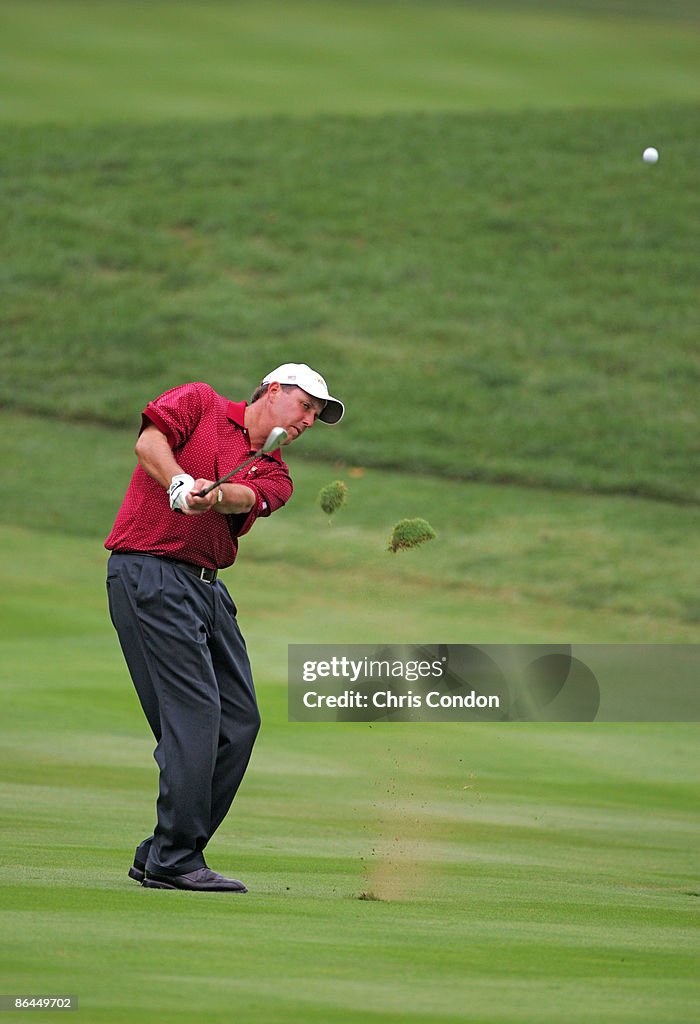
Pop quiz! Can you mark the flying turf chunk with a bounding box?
[388,518,436,553]
[318,480,348,516]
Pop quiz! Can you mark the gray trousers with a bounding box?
[106,552,260,875]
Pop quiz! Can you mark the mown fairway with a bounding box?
[1,2,698,1022]
[1,528,698,1023]
[1,0,699,121]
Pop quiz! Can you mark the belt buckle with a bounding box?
[199,567,213,583]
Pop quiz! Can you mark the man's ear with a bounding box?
[266,381,282,402]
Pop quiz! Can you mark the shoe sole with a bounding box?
[142,878,178,889]
[128,866,145,883]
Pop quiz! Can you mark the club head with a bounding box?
[262,426,288,452]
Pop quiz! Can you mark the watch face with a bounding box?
[217,489,224,503]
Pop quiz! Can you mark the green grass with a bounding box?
[3,723,698,1023]
[1,530,698,1021]
[2,108,700,501]
[1,0,699,123]
[2,4,698,1019]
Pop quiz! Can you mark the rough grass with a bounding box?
[2,107,699,501]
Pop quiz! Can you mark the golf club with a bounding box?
[195,426,288,497]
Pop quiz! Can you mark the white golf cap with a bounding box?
[261,363,345,424]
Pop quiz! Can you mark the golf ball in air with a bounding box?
[643,147,659,164]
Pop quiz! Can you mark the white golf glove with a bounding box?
[168,473,196,513]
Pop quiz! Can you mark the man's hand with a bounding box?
[169,475,221,515]
[182,479,222,514]
[168,474,255,516]
[168,473,197,513]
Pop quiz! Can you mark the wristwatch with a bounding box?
[217,489,224,504]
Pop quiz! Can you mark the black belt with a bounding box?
[163,558,218,584]
[114,552,219,584]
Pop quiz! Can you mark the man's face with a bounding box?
[269,384,325,442]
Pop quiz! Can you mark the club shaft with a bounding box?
[196,452,262,496]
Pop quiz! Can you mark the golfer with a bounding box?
[105,364,344,891]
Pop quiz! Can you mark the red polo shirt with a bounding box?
[105,382,293,569]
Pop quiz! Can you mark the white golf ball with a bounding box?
[643,147,659,164]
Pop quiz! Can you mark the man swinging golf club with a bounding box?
[105,364,344,891]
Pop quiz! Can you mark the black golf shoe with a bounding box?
[142,867,248,892]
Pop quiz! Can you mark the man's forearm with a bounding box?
[135,425,183,488]
[214,483,256,515]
